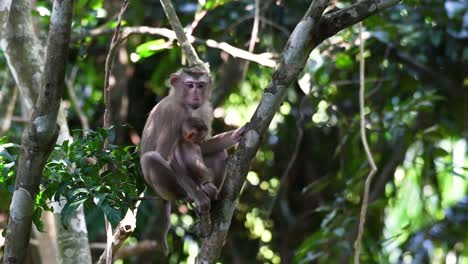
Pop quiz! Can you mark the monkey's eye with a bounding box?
[185,82,195,89]
[196,83,205,89]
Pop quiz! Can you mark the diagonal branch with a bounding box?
[196,1,330,262]
[196,0,401,261]
[316,0,401,43]
[159,0,207,71]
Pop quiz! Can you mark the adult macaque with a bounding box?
[140,67,245,254]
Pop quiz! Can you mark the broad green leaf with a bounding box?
[136,39,169,58]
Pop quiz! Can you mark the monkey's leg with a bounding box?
[156,201,171,256]
[204,150,228,193]
[141,151,184,200]
[142,152,182,255]
[143,152,212,236]
[173,174,212,236]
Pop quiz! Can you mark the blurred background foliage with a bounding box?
[0,0,467,263]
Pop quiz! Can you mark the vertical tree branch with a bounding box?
[353,22,378,264]
[0,72,18,136]
[103,0,129,138]
[0,0,42,111]
[97,2,144,263]
[1,0,92,261]
[0,0,12,39]
[3,0,75,263]
[159,0,208,72]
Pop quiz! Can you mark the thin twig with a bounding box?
[240,0,260,81]
[228,15,290,37]
[187,8,207,37]
[75,26,277,67]
[267,94,307,218]
[353,22,378,264]
[183,7,208,65]
[65,66,90,133]
[103,0,129,138]
[100,1,130,264]
[128,196,162,201]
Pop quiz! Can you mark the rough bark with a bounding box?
[32,212,58,264]
[195,0,401,262]
[0,73,18,136]
[2,0,75,263]
[0,0,42,111]
[54,205,91,264]
[1,0,92,261]
[0,0,12,39]
[196,1,329,262]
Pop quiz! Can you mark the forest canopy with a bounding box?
[0,0,467,263]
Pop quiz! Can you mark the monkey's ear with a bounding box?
[186,131,194,141]
[170,74,179,86]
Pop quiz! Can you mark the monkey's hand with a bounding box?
[231,123,248,143]
[201,182,218,200]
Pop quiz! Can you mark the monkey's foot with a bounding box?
[200,214,212,237]
[157,238,169,256]
[201,182,218,200]
[189,217,213,238]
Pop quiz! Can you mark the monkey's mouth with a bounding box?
[189,99,202,108]
[191,97,201,104]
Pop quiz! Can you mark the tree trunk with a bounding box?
[2,0,75,263]
[0,72,18,136]
[0,0,92,262]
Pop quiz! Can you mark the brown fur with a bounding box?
[140,68,246,254]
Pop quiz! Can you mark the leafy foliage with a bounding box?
[1,0,467,263]
[41,127,144,227]
[0,128,144,231]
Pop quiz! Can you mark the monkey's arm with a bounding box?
[184,149,214,183]
[156,128,177,159]
[201,125,246,155]
[200,131,236,155]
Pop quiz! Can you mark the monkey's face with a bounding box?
[171,70,211,109]
[184,129,207,144]
[183,80,207,109]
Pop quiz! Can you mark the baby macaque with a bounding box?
[170,117,218,201]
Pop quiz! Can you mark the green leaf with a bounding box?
[136,39,169,58]
[433,147,449,158]
[335,53,353,70]
[93,193,108,206]
[70,188,89,197]
[302,177,331,195]
[61,197,87,226]
[101,203,122,227]
[33,207,45,232]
